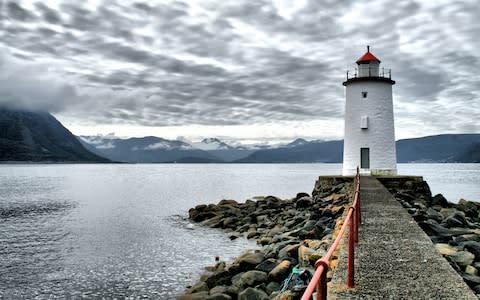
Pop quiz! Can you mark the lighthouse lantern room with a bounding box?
[342,46,397,176]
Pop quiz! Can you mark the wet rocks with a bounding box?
[379,178,480,297]
[179,178,354,299]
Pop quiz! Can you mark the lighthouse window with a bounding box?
[362,91,368,98]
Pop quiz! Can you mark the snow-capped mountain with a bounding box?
[78,135,213,163]
[193,138,235,151]
[285,138,309,148]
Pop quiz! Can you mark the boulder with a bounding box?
[444,212,468,228]
[204,270,232,289]
[247,230,259,239]
[418,221,453,240]
[255,258,278,273]
[209,285,239,297]
[234,270,267,288]
[201,215,224,227]
[426,208,444,223]
[177,291,210,300]
[296,196,313,208]
[185,281,209,294]
[206,294,232,300]
[295,192,310,200]
[453,251,475,267]
[466,265,478,276]
[238,287,269,300]
[266,281,281,294]
[462,273,480,285]
[278,243,301,260]
[268,260,292,282]
[462,241,480,259]
[218,199,239,206]
[435,243,457,256]
[222,217,239,229]
[457,199,480,219]
[234,251,265,271]
[432,194,449,207]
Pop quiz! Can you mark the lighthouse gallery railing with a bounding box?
[346,67,391,80]
[301,167,361,300]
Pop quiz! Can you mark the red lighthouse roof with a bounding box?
[356,46,381,64]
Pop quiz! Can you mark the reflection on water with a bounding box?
[0,163,478,298]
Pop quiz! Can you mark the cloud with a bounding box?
[0,0,479,142]
[0,50,78,112]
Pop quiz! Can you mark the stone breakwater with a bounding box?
[178,177,354,300]
[379,177,480,298]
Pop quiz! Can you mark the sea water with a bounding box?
[0,163,478,298]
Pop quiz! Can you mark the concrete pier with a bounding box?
[330,176,477,299]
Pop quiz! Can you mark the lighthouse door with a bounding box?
[361,148,370,169]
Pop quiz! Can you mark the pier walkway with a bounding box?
[330,176,476,299]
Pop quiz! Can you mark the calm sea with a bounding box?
[0,163,478,298]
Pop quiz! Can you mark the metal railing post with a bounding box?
[314,260,329,300]
[347,209,355,288]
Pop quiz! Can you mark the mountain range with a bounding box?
[1,107,479,163]
[79,134,480,163]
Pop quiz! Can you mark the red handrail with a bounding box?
[301,167,361,300]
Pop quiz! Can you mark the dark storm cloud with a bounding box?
[0,0,479,138]
[6,2,35,22]
[34,3,62,24]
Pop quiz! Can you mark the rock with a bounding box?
[457,199,480,219]
[462,241,480,259]
[296,192,310,200]
[396,192,416,203]
[439,208,458,218]
[266,281,281,294]
[278,243,301,260]
[462,273,480,285]
[307,248,327,265]
[233,270,267,288]
[218,199,239,206]
[185,281,209,294]
[466,265,478,276]
[247,230,259,239]
[206,294,232,300]
[444,212,468,228]
[229,234,240,241]
[222,217,238,228]
[206,261,226,273]
[456,234,480,243]
[268,260,292,282]
[255,258,278,273]
[435,243,457,256]
[324,193,345,202]
[238,287,269,300]
[201,215,224,227]
[419,221,453,240]
[177,291,210,300]
[204,270,232,289]
[209,285,239,298]
[426,208,444,223]
[296,196,313,208]
[453,251,475,267]
[432,194,449,207]
[234,251,265,271]
[190,210,219,222]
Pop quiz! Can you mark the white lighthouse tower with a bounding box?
[342,46,397,176]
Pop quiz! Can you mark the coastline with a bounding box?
[179,176,480,299]
[178,176,354,299]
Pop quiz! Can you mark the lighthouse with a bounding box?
[342,46,397,176]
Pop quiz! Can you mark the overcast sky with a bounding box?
[1,0,479,143]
